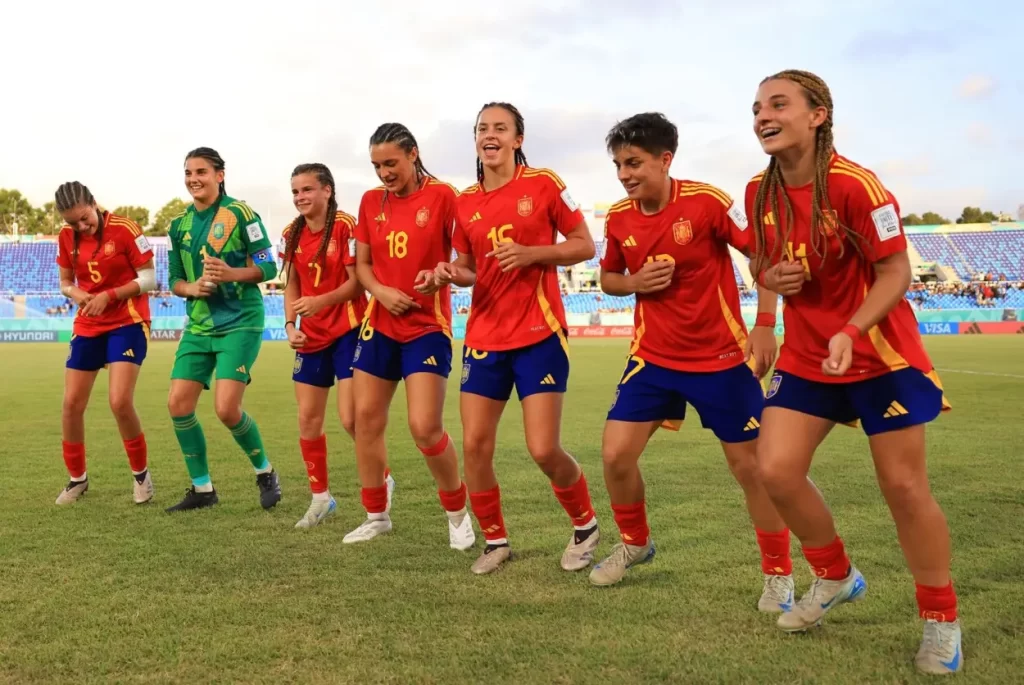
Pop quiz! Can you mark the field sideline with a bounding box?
[1,337,1022,684]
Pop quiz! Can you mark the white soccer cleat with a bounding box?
[777,567,867,632]
[133,472,154,504]
[589,540,655,587]
[915,619,963,675]
[385,473,396,513]
[342,515,392,544]
[561,524,600,571]
[55,479,88,505]
[447,511,476,551]
[758,574,795,613]
[295,496,337,529]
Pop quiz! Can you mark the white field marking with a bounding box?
[936,367,1024,380]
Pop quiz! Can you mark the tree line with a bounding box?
[901,207,1018,225]
[0,189,186,236]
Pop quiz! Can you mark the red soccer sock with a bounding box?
[438,482,467,513]
[62,441,86,480]
[756,527,793,575]
[552,471,597,528]
[916,581,958,622]
[802,535,851,581]
[360,484,388,515]
[123,434,148,474]
[611,500,650,547]
[469,485,508,544]
[384,467,392,480]
[299,435,329,494]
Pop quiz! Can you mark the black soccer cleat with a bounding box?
[256,470,281,510]
[165,486,219,513]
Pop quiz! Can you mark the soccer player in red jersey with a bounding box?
[345,123,474,551]
[429,102,600,575]
[280,163,368,529]
[590,112,794,611]
[53,181,156,506]
[747,70,961,675]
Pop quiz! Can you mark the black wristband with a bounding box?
[285,320,296,330]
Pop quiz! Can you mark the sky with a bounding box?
[2,0,1021,240]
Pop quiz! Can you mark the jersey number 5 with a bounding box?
[386,230,408,259]
[87,261,102,283]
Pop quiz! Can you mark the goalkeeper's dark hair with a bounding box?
[185,147,226,210]
[284,163,338,277]
[55,181,103,261]
[475,102,528,183]
[369,123,432,212]
[606,112,679,156]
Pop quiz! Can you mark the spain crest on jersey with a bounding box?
[820,209,838,237]
[103,240,116,256]
[672,220,693,246]
[517,196,533,217]
[415,207,430,228]
[327,240,338,256]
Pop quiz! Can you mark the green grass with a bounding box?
[0,337,1022,684]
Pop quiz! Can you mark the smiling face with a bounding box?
[370,141,418,194]
[291,172,331,220]
[611,144,672,202]
[752,77,828,156]
[60,203,99,235]
[475,106,523,173]
[184,156,223,205]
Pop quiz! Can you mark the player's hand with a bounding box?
[286,326,307,350]
[72,291,94,308]
[433,262,458,286]
[189,280,217,298]
[293,295,324,317]
[487,241,536,272]
[822,331,854,376]
[763,261,805,296]
[376,286,421,316]
[630,259,675,294]
[413,269,440,295]
[202,255,236,284]
[744,325,777,379]
[80,291,111,317]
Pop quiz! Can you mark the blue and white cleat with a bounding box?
[758,574,795,613]
[589,540,656,587]
[777,567,867,632]
[294,496,337,529]
[915,619,963,675]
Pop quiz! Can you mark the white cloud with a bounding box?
[958,75,996,99]
[966,122,993,145]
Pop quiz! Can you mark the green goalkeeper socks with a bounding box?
[172,413,211,488]
[230,412,271,473]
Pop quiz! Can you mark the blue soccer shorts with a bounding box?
[763,367,948,436]
[351,326,452,382]
[66,323,149,371]
[606,356,765,443]
[460,332,570,402]
[292,327,361,388]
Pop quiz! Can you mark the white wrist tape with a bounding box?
[133,268,156,293]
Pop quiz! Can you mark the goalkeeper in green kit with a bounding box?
[165,147,282,513]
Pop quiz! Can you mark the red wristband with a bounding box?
[755,313,776,328]
[104,288,118,301]
[756,270,767,288]
[841,324,862,339]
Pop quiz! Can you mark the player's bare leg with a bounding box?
[870,425,961,674]
[344,370,398,543]
[461,393,511,573]
[336,377,356,440]
[294,381,336,529]
[522,392,599,571]
[215,378,279,509]
[721,439,792,611]
[108,361,151,503]
[758,407,866,631]
[406,372,474,550]
[56,368,99,504]
[590,419,658,586]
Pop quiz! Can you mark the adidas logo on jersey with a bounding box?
[622,236,638,247]
[540,374,557,385]
[236,365,247,374]
[122,349,135,358]
[423,356,438,366]
[743,417,760,431]
[469,212,482,223]
[883,401,909,418]
[375,213,386,222]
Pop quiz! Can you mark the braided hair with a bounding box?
[185,147,226,212]
[751,70,863,266]
[475,102,528,183]
[369,123,432,213]
[284,163,338,280]
[54,181,102,261]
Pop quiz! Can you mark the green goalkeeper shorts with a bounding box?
[170,330,263,388]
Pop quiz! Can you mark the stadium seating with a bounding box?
[906,230,1024,280]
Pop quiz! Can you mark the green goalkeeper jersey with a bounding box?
[167,195,277,336]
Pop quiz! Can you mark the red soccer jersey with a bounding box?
[354,178,456,344]
[601,179,753,372]
[744,153,934,383]
[56,212,153,337]
[453,165,584,351]
[279,210,367,354]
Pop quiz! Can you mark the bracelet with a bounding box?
[755,312,776,328]
[841,323,862,339]
[284,320,296,330]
